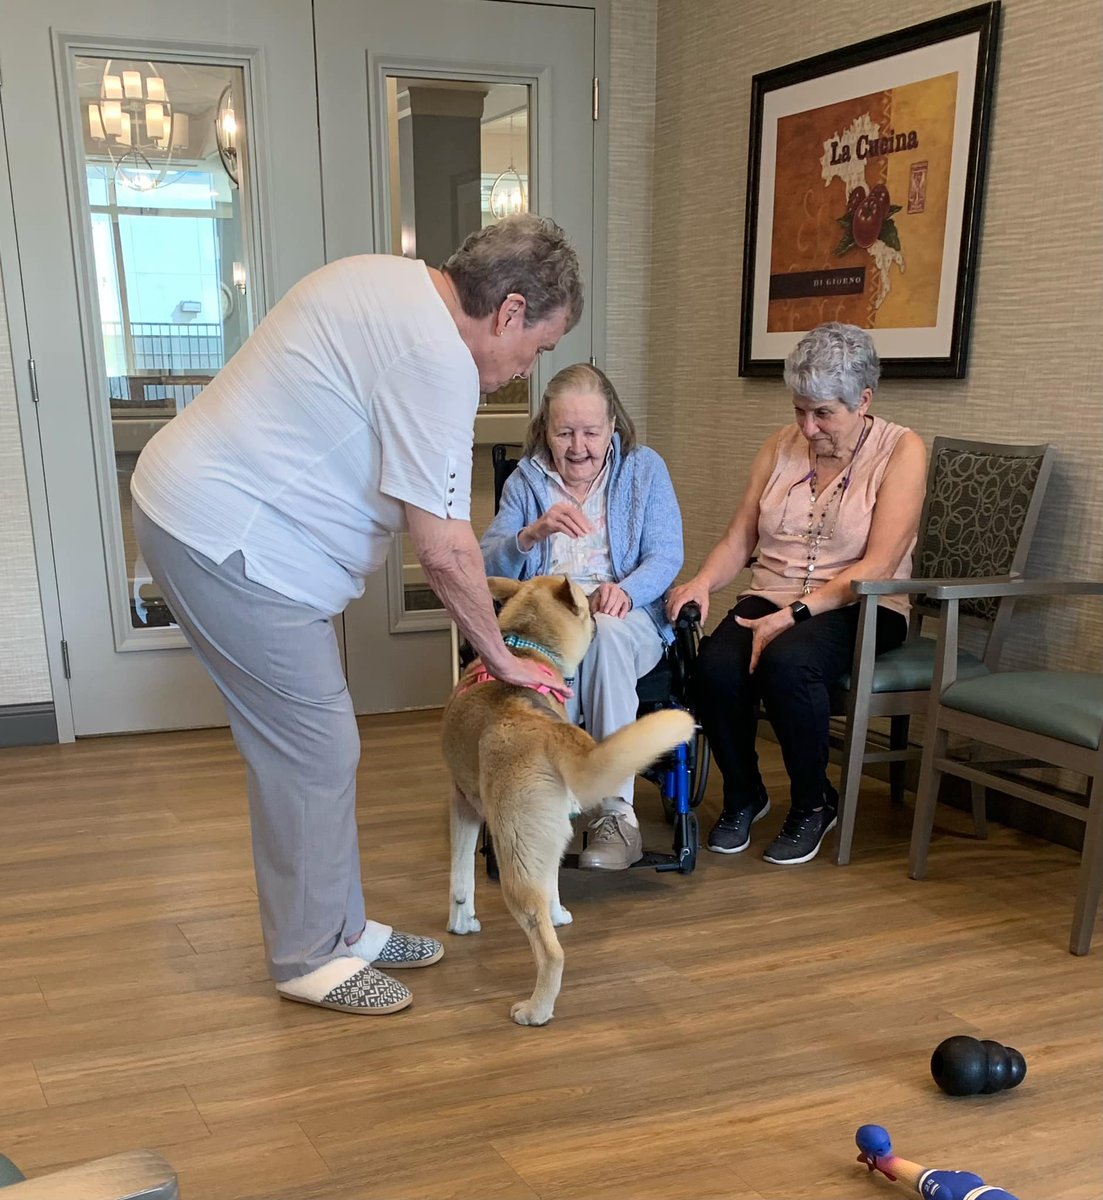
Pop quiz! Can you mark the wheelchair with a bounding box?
[471,444,711,876]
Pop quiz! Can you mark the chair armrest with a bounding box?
[0,1151,178,1199]
[852,574,1030,597]
[926,578,1103,600]
[851,578,940,596]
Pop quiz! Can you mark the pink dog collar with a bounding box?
[458,660,571,705]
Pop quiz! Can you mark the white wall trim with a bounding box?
[0,103,76,742]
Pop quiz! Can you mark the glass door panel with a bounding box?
[315,0,595,715]
[74,56,256,633]
[384,77,532,618]
[3,0,323,736]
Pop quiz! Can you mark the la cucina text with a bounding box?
[829,129,920,164]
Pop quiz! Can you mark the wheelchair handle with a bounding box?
[674,601,701,629]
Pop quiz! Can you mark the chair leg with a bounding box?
[835,697,873,867]
[909,722,948,880]
[1070,774,1103,955]
[889,715,910,806]
[970,781,988,840]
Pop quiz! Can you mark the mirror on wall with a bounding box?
[384,76,532,618]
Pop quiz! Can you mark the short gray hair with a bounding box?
[783,322,880,410]
[442,213,583,331]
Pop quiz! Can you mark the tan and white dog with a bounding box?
[442,575,694,1026]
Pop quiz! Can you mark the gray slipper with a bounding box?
[371,930,444,969]
[277,958,412,1014]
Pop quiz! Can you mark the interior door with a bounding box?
[315,0,597,714]
[0,0,324,735]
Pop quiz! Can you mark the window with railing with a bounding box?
[76,55,254,628]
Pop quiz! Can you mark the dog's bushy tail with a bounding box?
[560,710,696,808]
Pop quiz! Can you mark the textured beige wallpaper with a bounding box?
[0,268,52,706]
[650,0,1103,672]
[604,0,658,435]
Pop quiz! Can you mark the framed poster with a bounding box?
[739,3,1001,378]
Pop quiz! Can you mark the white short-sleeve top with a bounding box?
[132,255,479,615]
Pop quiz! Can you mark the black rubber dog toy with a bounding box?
[930,1036,1027,1096]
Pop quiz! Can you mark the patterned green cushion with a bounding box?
[941,672,1103,749]
[838,638,988,694]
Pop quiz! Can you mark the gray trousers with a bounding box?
[134,506,385,982]
[566,609,665,806]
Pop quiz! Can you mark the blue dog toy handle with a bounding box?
[854,1125,1021,1200]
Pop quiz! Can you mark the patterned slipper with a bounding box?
[276,957,412,1015]
[370,930,444,969]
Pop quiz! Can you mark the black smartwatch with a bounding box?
[789,600,813,623]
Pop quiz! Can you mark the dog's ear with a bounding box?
[487,577,522,602]
[554,575,585,616]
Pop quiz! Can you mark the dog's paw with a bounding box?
[447,913,481,935]
[510,999,553,1026]
[550,904,573,927]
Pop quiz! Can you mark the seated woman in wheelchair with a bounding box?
[481,363,683,870]
[667,323,926,866]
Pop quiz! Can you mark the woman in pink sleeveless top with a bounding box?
[667,324,926,866]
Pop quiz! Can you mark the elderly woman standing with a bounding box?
[132,214,582,1014]
[668,323,925,866]
[482,364,683,869]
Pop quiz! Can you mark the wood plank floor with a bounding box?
[1,710,1100,1199]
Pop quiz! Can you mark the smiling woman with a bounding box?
[481,363,683,870]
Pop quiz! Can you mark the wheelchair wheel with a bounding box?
[691,727,711,809]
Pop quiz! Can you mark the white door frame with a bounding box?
[1,0,326,738]
[491,0,611,369]
[0,0,610,740]
[0,121,75,741]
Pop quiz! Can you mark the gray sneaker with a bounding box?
[762,804,838,865]
[579,812,643,870]
[707,792,771,854]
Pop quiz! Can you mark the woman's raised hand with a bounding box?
[518,502,592,550]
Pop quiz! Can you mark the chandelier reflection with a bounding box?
[489,113,527,220]
[86,60,190,192]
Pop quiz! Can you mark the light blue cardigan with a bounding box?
[480,434,684,641]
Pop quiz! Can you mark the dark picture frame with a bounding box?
[738,3,1001,378]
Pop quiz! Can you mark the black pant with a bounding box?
[692,596,907,815]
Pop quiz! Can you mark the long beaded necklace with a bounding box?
[799,416,873,595]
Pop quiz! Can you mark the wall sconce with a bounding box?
[216,83,240,186]
[232,261,247,295]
